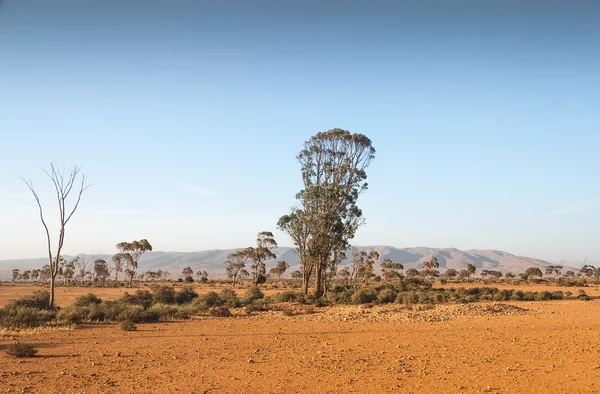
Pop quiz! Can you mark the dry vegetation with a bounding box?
[1,282,600,393]
[1,281,600,393]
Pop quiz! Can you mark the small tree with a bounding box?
[114,239,153,287]
[12,269,19,282]
[112,255,123,283]
[523,267,543,281]
[357,251,378,284]
[31,269,40,282]
[224,251,250,286]
[244,231,277,285]
[290,270,302,280]
[421,256,440,279]
[93,259,110,285]
[182,267,194,279]
[61,257,78,287]
[21,164,90,307]
[39,265,51,282]
[76,258,92,286]
[381,259,404,281]
[269,261,290,281]
[443,268,458,279]
[22,270,31,282]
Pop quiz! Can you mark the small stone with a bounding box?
[247,359,255,364]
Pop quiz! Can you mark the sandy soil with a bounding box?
[2,283,600,393]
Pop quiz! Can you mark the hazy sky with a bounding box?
[0,0,599,264]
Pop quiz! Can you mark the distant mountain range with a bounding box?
[0,246,574,280]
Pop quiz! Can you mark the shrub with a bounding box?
[6,291,51,310]
[73,293,102,307]
[244,287,265,303]
[5,343,38,358]
[551,291,564,300]
[245,301,269,314]
[152,285,176,304]
[148,303,179,321]
[209,306,232,317]
[121,320,137,331]
[377,289,397,304]
[174,286,199,304]
[510,290,525,301]
[578,290,592,301]
[220,289,240,308]
[194,292,223,310]
[302,305,316,314]
[121,290,154,310]
[273,290,303,303]
[351,288,378,304]
[184,276,194,283]
[313,299,329,307]
[56,306,87,325]
[0,307,56,328]
[536,291,554,301]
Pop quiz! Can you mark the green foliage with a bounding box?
[0,307,56,328]
[244,286,265,303]
[151,285,176,304]
[5,343,38,358]
[377,288,398,304]
[351,288,378,304]
[219,288,241,308]
[194,292,223,310]
[6,291,51,310]
[73,293,102,307]
[272,290,304,303]
[174,286,198,304]
[121,290,154,310]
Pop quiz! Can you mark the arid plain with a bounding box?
[2,283,600,393]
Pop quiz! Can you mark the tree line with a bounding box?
[18,129,597,308]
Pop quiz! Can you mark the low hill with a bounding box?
[0,246,572,280]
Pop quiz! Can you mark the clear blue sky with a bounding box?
[0,0,599,264]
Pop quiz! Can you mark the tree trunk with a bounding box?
[49,274,56,308]
[314,262,323,299]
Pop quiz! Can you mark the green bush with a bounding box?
[220,289,241,308]
[151,285,176,304]
[121,290,154,310]
[0,307,56,328]
[56,306,88,325]
[174,286,199,304]
[194,292,223,310]
[351,288,378,304]
[6,291,51,310]
[244,287,265,303]
[73,293,102,307]
[377,289,397,304]
[273,290,304,303]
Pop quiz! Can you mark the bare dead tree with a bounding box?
[21,164,91,308]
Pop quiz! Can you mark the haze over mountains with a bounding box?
[0,246,575,280]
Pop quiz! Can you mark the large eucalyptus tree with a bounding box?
[278,129,375,298]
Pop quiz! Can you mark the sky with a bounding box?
[0,0,599,264]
